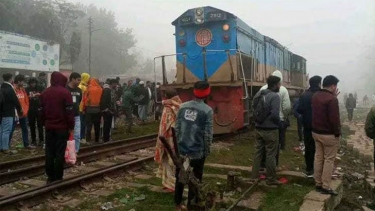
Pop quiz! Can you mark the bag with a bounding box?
[65,133,77,165]
[253,91,269,124]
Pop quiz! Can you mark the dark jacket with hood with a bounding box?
[1,82,22,118]
[25,77,44,116]
[297,86,321,129]
[39,72,74,130]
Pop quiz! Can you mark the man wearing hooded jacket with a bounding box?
[39,72,74,183]
[78,73,90,143]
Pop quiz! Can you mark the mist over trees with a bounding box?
[0,0,150,76]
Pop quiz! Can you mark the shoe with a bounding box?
[320,188,338,196]
[80,139,87,144]
[304,171,314,178]
[266,179,283,186]
[2,150,10,154]
[26,145,36,149]
[315,186,323,192]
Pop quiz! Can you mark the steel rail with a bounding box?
[0,156,153,208]
[0,138,156,185]
[0,133,158,172]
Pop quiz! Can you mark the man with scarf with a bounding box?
[174,81,213,211]
[297,76,322,177]
[155,88,182,192]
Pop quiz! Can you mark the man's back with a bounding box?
[365,106,375,139]
[312,89,341,136]
[346,97,356,110]
[40,72,74,131]
[297,86,321,129]
[175,100,213,159]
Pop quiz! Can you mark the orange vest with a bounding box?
[15,87,29,117]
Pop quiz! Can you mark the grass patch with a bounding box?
[107,187,175,211]
[207,118,305,171]
[260,177,315,211]
[111,121,159,140]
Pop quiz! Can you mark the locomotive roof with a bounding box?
[172,6,236,25]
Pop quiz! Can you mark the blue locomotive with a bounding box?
[159,6,307,134]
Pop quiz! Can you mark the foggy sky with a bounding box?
[68,0,375,95]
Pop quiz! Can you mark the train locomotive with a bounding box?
[157,6,308,134]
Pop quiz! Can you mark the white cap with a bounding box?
[139,81,145,85]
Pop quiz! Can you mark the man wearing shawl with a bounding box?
[155,88,182,191]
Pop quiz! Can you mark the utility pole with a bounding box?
[88,17,93,75]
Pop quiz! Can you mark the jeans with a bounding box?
[80,114,86,139]
[10,117,29,147]
[102,112,113,142]
[304,128,315,172]
[45,129,69,182]
[175,158,205,207]
[0,117,14,150]
[74,116,81,152]
[252,129,279,181]
[28,113,44,145]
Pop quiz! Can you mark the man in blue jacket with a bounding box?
[174,81,213,211]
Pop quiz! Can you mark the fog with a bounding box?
[68,0,375,96]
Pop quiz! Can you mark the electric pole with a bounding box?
[88,17,93,75]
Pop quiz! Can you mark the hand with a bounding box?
[334,88,340,97]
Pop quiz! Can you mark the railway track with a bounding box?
[0,134,158,185]
[0,130,248,209]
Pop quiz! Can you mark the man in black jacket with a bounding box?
[297,76,322,177]
[25,77,44,147]
[100,79,117,142]
[0,73,23,153]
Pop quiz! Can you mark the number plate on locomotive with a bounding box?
[206,12,226,21]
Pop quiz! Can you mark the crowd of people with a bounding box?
[2,69,375,210]
[0,71,162,182]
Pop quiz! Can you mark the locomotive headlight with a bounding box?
[179,30,185,37]
[196,8,203,16]
[223,24,230,31]
[196,18,204,24]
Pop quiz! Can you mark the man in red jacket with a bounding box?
[39,72,74,183]
[311,75,340,196]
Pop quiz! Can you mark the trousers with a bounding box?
[86,113,101,142]
[102,112,113,142]
[45,129,69,182]
[175,158,205,207]
[124,108,133,132]
[312,132,339,189]
[304,128,315,172]
[252,129,279,181]
[0,117,14,150]
[28,113,44,145]
[347,109,354,121]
